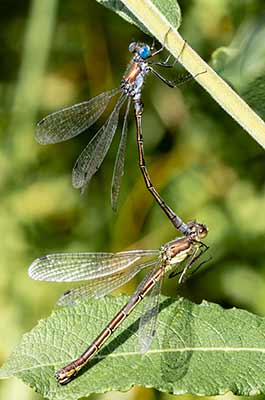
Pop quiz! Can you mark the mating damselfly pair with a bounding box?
[36,37,196,235]
[29,221,208,384]
[31,35,209,385]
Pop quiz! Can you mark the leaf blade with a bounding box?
[2,296,265,399]
[96,0,181,34]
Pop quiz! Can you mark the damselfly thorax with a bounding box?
[121,43,151,106]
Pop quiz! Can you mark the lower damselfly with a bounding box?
[36,36,196,235]
[28,221,208,384]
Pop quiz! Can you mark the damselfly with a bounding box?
[36,39,195,235]
[28,220,208,384]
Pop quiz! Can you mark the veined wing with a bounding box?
[72,94,126,191]
[57,258,158,306]
[36,88,121,144]
[138,269,163,354]
[28,249,159,282]
[111,97,131,211]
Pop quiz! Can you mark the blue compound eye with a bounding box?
[138,45,151,59]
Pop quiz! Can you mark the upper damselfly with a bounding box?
[28,220,208,384]
[36,38,195,235]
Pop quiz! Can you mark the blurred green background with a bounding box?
[0,0,265,399]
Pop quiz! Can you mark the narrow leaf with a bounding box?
[96,0,181,34]
[1,296,265,399]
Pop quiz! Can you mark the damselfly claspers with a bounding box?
[28,221,208,384]
[36,39,194,235]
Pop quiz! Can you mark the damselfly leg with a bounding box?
[169,241,209,281]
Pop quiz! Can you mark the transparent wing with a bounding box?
[111,97,131,211]
[138,271,163,354]
[122,266,157,316]
[36,88,121,144]
[28,249,159,282]
[57,258,158,306]
[72,94,126,191]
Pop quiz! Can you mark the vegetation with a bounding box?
[0,1,265,399]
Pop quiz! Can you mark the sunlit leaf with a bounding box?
[1,296,265,399]
[241,75,265,119]
[96,0,181,35]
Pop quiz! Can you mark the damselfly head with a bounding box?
[128,42,151,59]
[187,221,208,240]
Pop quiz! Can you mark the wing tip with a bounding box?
[37,118,45,127]
[56,290,75,307]
[28,255,48,279]
[71,170,85,190]
[35,128,48,144]
[36,120,57,144]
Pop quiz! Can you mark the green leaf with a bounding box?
[241,75,265,119]
[96,0,181,35]
[210,18,265,121]
[1,295,265,399]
